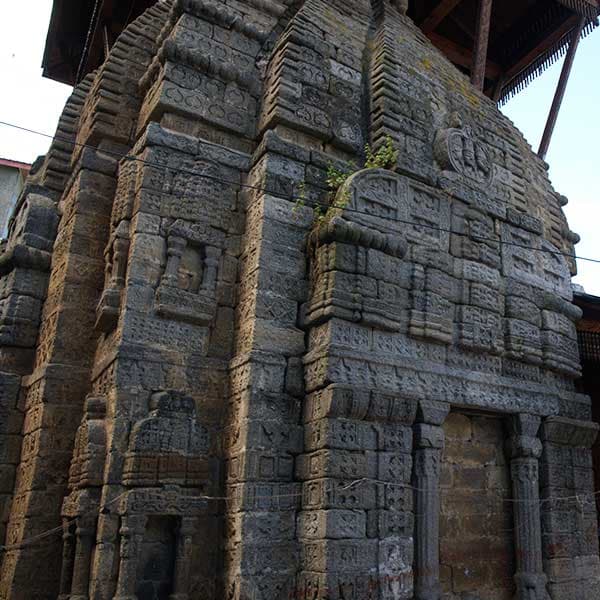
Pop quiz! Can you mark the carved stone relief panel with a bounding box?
[123,390,211,488]
[434,116,493,186]
[154,221,222,327]
[95,220,131,333]
[67,395,107,490]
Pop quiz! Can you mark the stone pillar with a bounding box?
[413,401,449,600]
[201,247,221,291]
[70,515,97,600]
[169,516,196,600]
[162,236,186,287]
[507,414,549,600]
[114,515,146,600]
[58,520,76,600]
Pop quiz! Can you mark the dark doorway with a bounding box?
[135,515,177,600]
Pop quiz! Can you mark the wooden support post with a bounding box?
[538,17,586,161]
[471,0,493,91]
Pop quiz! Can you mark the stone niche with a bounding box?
[154,221,222,327]
[440,411,516,600]
[2,0,600,598]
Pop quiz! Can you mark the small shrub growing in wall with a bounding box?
[294,136,399,226]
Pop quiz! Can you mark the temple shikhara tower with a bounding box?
[1,0,600,598]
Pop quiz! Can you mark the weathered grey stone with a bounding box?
[0,0,596,598]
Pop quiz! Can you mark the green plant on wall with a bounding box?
[364,135,399,170]
[294,135,399,226]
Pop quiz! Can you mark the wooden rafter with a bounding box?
[428,32,502,79]
[471,0,494,90]
[485,14,582,100]
[502,14,581,83]
[421,0,464,34]
[449,13,475,41]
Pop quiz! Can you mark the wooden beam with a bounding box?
[487,14,582,99]
[538,17,586,160]
[471,0,494,90]
[428,32,502,79]
[503,14,581,83]
[449,13,475,41]
[421,0,463,34]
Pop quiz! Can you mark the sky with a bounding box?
[0,1,599,293]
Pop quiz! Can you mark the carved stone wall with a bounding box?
[0,0,598,599]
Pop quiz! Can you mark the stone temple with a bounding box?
[1,0,599,598]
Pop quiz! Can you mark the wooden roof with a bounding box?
[42,0,155,86]
[410,0,599,103]
[43,1,599,102]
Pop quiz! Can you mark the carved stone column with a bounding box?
[169,517,196,600]
[114,515,146,600]
[201,246,221,291]
[58,520,76,600]
[507,414,549,600]
[69,515,97,600]
[162,236,186,286]
[413,401,449,600]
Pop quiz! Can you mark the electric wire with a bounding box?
[0,120,598,552]
[1,479,598,552]
[1,119,600,266]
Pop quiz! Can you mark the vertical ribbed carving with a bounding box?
[413,403,449,600]
[508,414,550,600]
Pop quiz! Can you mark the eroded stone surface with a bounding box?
[0,0,598,598]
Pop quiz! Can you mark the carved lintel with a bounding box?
[312,215,408,258]
[122,391,210,488]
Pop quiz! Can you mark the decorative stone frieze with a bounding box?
[0,0,597,598]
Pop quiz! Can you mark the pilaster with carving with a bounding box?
[507,414,550,600]
[170,516,197,600]
[58,521,76,600]
[413,401,449,600]
[114,514,147,600]
[70,514,97,600]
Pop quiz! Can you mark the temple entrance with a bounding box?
[135,516,177,600]
[439,411,516,599]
